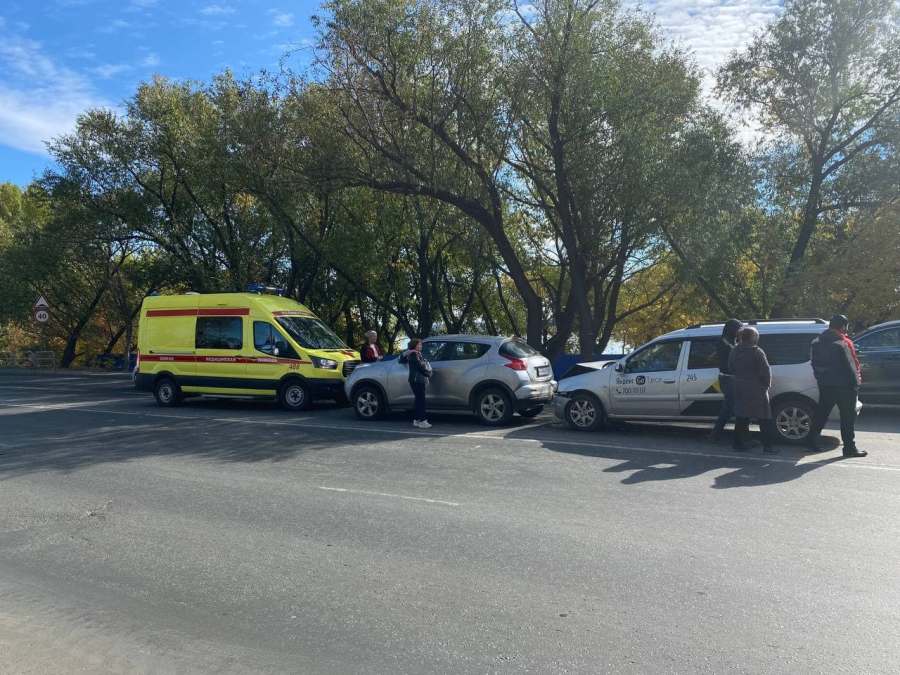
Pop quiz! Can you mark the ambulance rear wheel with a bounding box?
[153,377,181,407]
[279,380,311,411]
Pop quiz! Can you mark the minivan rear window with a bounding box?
[500,339,539,359]
[758,333,818,365]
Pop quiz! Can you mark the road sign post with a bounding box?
[33,295,50,355]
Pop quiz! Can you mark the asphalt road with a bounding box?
[1,372,898,674]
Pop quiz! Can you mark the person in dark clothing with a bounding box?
[807,314,866,457]
[729,326,778,453]
[399,338,433,428]
[710,318,743,441]
[360,330,383,363]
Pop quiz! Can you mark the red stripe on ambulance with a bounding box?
[146,308,250,317]
[141,354,311,365]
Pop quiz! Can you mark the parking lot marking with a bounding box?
[2,401,898,473]
[0,398,125,411]
[318,486,460,506]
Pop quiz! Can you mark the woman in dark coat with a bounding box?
[399,338,433,429]
[729,326,778,453]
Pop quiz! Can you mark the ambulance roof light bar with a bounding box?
[246,283,286,296]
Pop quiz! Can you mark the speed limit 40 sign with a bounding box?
[34,295,50,323]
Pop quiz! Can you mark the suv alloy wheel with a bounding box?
[772,398,814,443]
[476,388,513,426]
[353,385,385,420]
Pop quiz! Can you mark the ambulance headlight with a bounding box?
[311,356,339,370]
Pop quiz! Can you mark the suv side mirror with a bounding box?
[614,362,624,373]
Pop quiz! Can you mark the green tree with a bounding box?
[316,0,546,346]
[718,0,900,314]
[0,181,135,367]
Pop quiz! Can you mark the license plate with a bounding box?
[536,366,549,377]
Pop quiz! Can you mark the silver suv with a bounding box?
[345,335,556,425]
[553,320,862,443]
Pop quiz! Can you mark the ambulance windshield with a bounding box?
[276,316,347,350]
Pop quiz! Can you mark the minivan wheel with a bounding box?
[353,385,385,420]
[519,406,543,418]
[565,392,605,432]
[153,377,180,407]
[475,388,514,426]
[279,380,311,412]
[772,397,814,444]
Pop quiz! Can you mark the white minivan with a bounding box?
[553,320,862,444]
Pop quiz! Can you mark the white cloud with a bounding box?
[634,0,783,143]
[634,1,782,86]
[99,18,132,34]
[131,0,159,7]
[269,10,294,28]
[0,34,109,155]
[200,4,235,15]
[92,63,131,78]
[141,52,160,67]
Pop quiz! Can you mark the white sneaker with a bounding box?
[417,420,432,429]
[412,420,422,428]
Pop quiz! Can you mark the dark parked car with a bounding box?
[853,320,900,404]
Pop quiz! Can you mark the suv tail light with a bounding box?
[502,355,528,371]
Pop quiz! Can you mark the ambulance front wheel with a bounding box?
[153,377,181,407]
[279,380,311,411]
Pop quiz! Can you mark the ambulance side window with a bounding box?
[254,322,298,359]
[196,317,243,350]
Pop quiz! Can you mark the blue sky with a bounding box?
[0,1,783,186]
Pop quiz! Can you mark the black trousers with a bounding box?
[410,381,427,421]
[810,385,857,448]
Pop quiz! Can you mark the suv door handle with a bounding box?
[664,379,676,384]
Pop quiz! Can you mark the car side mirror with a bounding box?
[615,362,624,372]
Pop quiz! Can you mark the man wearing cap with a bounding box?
[360,330,383,363]
[807,314,866,457]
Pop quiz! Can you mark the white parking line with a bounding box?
[1,401,897,472]
[318,486,460,506]
[0,399,126,411]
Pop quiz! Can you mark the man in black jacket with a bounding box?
[710,318,743,442]
[807,314,866,457]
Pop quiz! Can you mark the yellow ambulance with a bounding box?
[135,291,360,410]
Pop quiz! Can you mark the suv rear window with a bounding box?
[500,339,539,359]
[447,342,491,360]
[758,333,818,365]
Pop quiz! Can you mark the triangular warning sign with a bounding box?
[34,295,49,309]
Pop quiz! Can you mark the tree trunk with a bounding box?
[60,331,80,368]
[101,302,143,356]
[771,168,824,316]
